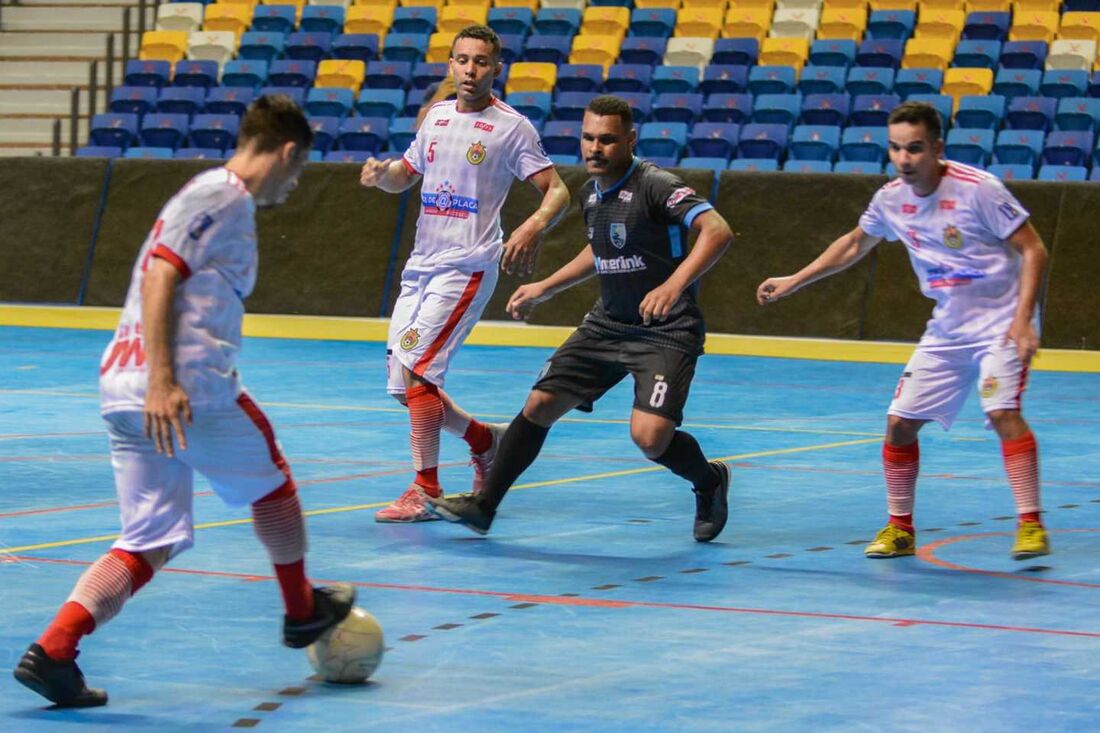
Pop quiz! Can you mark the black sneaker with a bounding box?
[693,461,731,543]
[13,643,107,708]
[425,493,495,535]
[283,584,356,649]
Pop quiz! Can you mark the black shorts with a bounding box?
[532,327,699,426]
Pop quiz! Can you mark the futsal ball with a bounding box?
[307,606,384,684]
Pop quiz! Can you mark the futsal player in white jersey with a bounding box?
[756,101,1051,561]
[360,25,569,523]
[14,96,355,708]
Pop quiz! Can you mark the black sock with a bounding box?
[478,413,550,512]
[651,431,719,492]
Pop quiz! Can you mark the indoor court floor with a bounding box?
[1,323,1097,732]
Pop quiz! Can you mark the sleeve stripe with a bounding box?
[401,156,420,176]
[683,202,714,229]
[151,244,192,280]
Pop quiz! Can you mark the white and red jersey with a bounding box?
[859,161,1032,347]
[402,97,553,271]
[99,167,257,414]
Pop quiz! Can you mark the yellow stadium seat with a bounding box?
[901,37,955,69]
[919,0,965,9]
[682,0,729,9]
[202,3,252,39]
[941,67,993,110]
[492,0,538,11]
[963,0,1010,11]
[569,34,622,68]
[156,3,204,33]
[446,0,490,7]
[822,0,865,9]
[770,8,820,39]
[1009,12,1060,43]
[266,0,306,22]
[722,7,770,41]
[139,31,189,64]
[316,59,367,93]
[727,0,773,8]
[505,62,556,93]
[1012,0,1059,11]
[869,0,916,9]
[426,32,453,62]
[353,0,398,8]
[675,8,725,38]
[345,5,394,35]
[581,7,631,36]
[438,4,488,32]
[1059,12,1100,43]
[914,9,965,41]
[817,7,867,41]
[635,0,682,7]
[400,0,445,11]
[758,37,809,69]
[218,0,259,9]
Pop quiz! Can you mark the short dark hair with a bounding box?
[585,95,634,130]
[450,25,502,60]
[887,101,943,142]
[238,94,313,153]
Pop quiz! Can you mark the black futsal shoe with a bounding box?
[693,461,731,543]
[13,643,108,708]
[426,493,495,535]
[283,583,356,649]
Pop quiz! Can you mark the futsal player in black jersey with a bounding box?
[428,95,735,542]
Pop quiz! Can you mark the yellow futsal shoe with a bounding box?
[864,523,916,558]
[1011,521,1051,561]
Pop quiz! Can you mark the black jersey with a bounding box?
[579,158,714,355]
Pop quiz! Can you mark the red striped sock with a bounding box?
[253,482,313,621]
[464,420,492,455]
[1002,432,1041,522]
[407,383,444,496]
[37,602,95,662]
[883,441,919,526]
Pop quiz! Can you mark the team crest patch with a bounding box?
[609,223,627,249]
[399,328,420,351]
[466,141,487,165]
[943,224,963,249]
[666,187,694,209]
[618,189,633,202]
[980,375,998,399]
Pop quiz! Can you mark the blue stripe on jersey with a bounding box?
[668,225,682,258]
[683,202,713,229]
[594,157,640,201]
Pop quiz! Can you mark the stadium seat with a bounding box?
[314,60,365,93]
[175,147,225,159]
[993,68,1042,99]
[390,6,436,35]
[541,120,582,156]
[846,66,895,95]
[110,86,158,115]
[548,91,592,121]
[637,121,688,158]
[993,128,1045,164]
[1054,96,1100,132]
[839,126,889,162]
[410,61,446,90]
[259,85,306,107]
[819,7,869,42]
[140,113,189,150]
[337,116,390,152]
[202,3,251,38]
[676,8,725,39]
[798,65,847,94]
[506,62,556,94]
[1041,130,1094,166]
[90,113,140,149]
[941,67,994,109]
[1009,12,1059,44]
[954,94,1006,129]
[866,9,914,40]
[251,5,297,34]
[748,65,798,95]
[365,60,412,89]
[1046,40,1098,72]
[712,38,759,67]
[401,87,427,116]
[156,3,205,33]
[220,60,266,89]
[238,32,284,63]
[534,7,581,35]
[800,92,850,126]
[758,38,810,71]
[320,149,369,163]
[962,11,1010,41]
[157,86,206,117]
[663,37,714,68]
[307,116,341,153]
[687,122,740,159]
[205,86,255,116]
[769,8,820,41]
[187,30,237,66]
[737,123,789,160]
[1059,11,1100,43]
[915,9,965,41]
[570,35,621,69]
[722,8,770,42]
[345,6,393,36]
[952,40,1001,69]
[387,116,417,151]
[809,39,856,67]
[333,34,381,63]
[1036,164,1088,181]
[551,64,601,94]
[783,159,833,172]
[987,162,1035,179]
[1006,96,1057,131]
[124,146,175,159]
[901,38,955,70]
[700,64,749,94]
[618,91,654,123]
[189,113,239,152]
[905,93,954,129]
[789,124,841,161]
[124,59,172,88]
[944,127,995,165]
[354,88,404,118]
[523,34,572,65]
[619,37,668,66]
[268,59,318,88]
[850,93,901,126]
[581,6,630,36]
[679,156,729,171]
[833,160,884,174]
[999,40,1048,69]
[702,93,753,123]
[894,67,943,97]
[751,93,801,126]
[506,91,552,122]
[381,32,429,62]
[173,60,219,88]
[488,8,534,36]
[653,66,700,94]
[857,38,905,68]
[728,158,779,171]
[140,31,189,64]
[630,8,676,38]
[651,92,702,123]
[1036,70,1086,102]
[604,64,653,93]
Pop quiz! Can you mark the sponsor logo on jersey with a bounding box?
[435,118,450,127]
[474,121,494,133]
[466,141,487,165]
[925,266,985,289]
[587,193,597,205]
[609,223,627,249]
[423,182,479,218]
[980,376,998,399]
[587,226,594,240]
[905,228,921,249]
[942,224,963,249]
[939,199,956,210]
[666,187,695,209]
[618,189,633,202]
[187,212,215,240]
[999,201,1020,220]
[400,328,420,351]
[902,204,917,214]
[594,254,646,274]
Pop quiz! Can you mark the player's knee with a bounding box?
[391,392,408,407]
[885,415,922,445]
[521,390,560,426]
[631,426,671,458]
[987,409,1027,438]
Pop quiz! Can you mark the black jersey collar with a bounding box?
[593,157,640,202]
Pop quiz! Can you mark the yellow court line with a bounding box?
[3,305,1098,373]
[0,437,880,555]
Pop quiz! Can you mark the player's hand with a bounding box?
[756,276,798,306]
[639,282,682,326]
[500,221,543,276]
[143,379,192,457]
[359,158,389,188]
[1006,317,1040,363]
[506,282,551,320]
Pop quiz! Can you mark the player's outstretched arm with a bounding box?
[757,226,882,306]
[1004,221,1048,362]
[639,209,733,325]
[140,258,192,457]
[506,244,596,320]
[359,157,420,194]
[500,166,570,276]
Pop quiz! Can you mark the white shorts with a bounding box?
[386,265,498,395]
[888,341,1030,430]
[104,392,291,557]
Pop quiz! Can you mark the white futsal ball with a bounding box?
[307,606,384,684]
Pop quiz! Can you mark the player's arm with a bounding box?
[506,244,595,320]
[140,258,192,456]
[639,209,733,325]
[359,157,421,193]
[500,165,570,276]
[1004,221,1048,362]
[757,226,883,306]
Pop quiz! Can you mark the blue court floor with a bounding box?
[1,325,1097,732]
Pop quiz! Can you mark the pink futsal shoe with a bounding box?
[470,422,508,495]
[374,484,441,523]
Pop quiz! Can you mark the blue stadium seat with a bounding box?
[285,32,334,62]
[637,121,688,158]
[737,123,789,161]
[188,113,238,153]
[712,38,759,67]
[653,92,703,124]
[1040,70,1089,99]
[355,88,405,118]
[618,37,667,66]
[1055,97,1100,132]
[109,86,158,115]
[652,66,700,94]
[411,62,447,90]
[809,39,856,68]
[604,64,653,93]
[556,64,603,93]
[789,124,841,161]
[553,91,597,121]
[365,61,412,90]
[156,86,206,117]
[630,8,676,38]
[506,91,552,122]
[238,32,285,63]
[702,93,753,124]
[729,158,779,171]
[498,34,524,64]
[524,34,572,65]
[333,34,380,64]
[678,156,729,172]
[856,39,904,69]
[987,163,1034,180]
[840,126,888,163]
[305,87,354,117]
[993,68,1041,99]
[391,7,436,35]
[953,40,1001,70]
[1042,131,1094,167]
[800,93,849,127]
[140,113,189,150]
[994,129,1045,165]
[945,127,995,166]
[300,6,345,34]
[1091,166,1100,181]
[308,150,324,162]
[894,68,943,98]
[642,155,680,168]
[850,93,901,127]
[251,5,296,34]
[76,145,123,158]
[798,66,847,95]
[963,11,1010,42]
[834,161,883,174]
[268,59,318,88]
[618,92,653,124]
[541,120,582,157]
[338,116,389,152]
[124,60,171,88]
[954,94,1005,130]
[906,94,953,131]
[548,153,580,165]
[259,85,306,107]
[387,116,417,151]
[488,8,534,36]
[534,8,581,36]
[783,159,833,173]
[751,93,801,127]
[308,116,341,153]
[381,33,427,63]
[205,86,256,116]
[846,67,895,96]
[175,147,225,159]
[748,65,797,96]
[700,65,749,95]
[124,146,174,159]
[1037,165,1088,182]
[325,150,373,163]
[687,122,740,159]
[173,60,218,89]
[999,41,1047,70]
[1006,96,1057,132]
[866,10,916,41]
[221,60,267,89]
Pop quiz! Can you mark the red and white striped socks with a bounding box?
[406,383,445,496]
[438,388,492,455]
[883,441,919,532]
[252,481,313,621]
[1002,432,1042,525]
